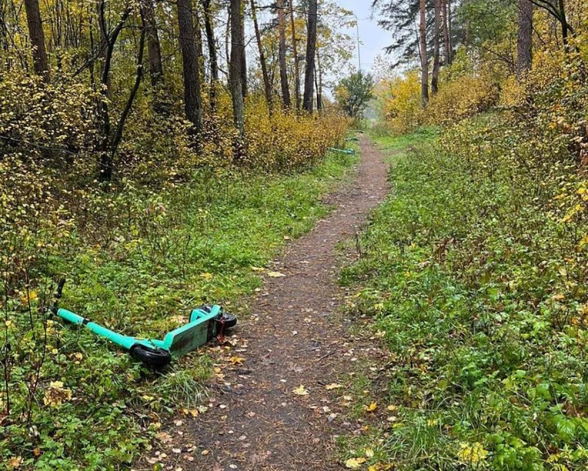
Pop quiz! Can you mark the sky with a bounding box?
[335,0,391,74]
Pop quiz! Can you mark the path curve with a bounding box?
[149,136,388,471]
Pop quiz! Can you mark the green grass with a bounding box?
[368,126,439,153]
[340,124,588,470]
[1,149,357,470]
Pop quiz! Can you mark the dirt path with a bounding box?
[147,136,389,471]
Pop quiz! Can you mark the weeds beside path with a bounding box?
[143,136,389,470]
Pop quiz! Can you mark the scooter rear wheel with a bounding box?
[219,312,237,329]
[130,344,172,368]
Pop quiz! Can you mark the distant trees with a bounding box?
[7,0,360,180]
[335,72,374,120]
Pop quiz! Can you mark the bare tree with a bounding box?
[24,0,50,80]
[517,0,533,77]
[302,0,317,112]
[177,0,203,133]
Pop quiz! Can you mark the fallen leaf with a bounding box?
[365,447,374,458]
[325,383,343,390]
[267,271,286,278]
[345,457,366,469]
[182,408,199,417]
[7,456,22,469]
[387,405,397,412]
[293,385,309,396]
[227,356,245,365]
[365,402,377,412]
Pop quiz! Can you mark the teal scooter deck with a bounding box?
[52,280,237,367]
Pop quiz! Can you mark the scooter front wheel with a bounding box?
[130,344,172,368]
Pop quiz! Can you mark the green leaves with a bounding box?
[341,126,588,469]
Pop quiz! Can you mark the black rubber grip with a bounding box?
[56,279,66,298]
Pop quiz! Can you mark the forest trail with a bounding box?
[147,136,389,471]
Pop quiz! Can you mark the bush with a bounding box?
[343,121,588,469]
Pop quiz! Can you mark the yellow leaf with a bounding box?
[293,385,309,396]
[346,457,367,469]
[228,356,245,365]
[325,383,343,390]
[200,272,213,279]
[7,456,23,469]
[387,405,397,412]
[365,402,377,412]
[267,271,286,278]
[365,448,374,458]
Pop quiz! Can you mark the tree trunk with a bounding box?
[558,0,569,50]
[302,0,317,112]
[289,0,301,112]
[177,0,203,133]
[432,0,441,94]
[446,0,452,63]
[97,6,132,182]
[251,0,272,112]
[202,0,219,110]
[316,47,323,111]
[240,5,248,99]
[109,18,146,166]
[419,0,429,107]
[24,0,50,81]
[516,0,533,77]
[139,0,163,86]
[277,0,291,108]
[194,6,204,81]
[229,0,245,136]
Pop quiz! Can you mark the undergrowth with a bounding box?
[341,123,588,470]
[0,149,357,469]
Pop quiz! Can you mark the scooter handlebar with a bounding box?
[51,279,66,314]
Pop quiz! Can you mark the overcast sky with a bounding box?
[335,0,391,74]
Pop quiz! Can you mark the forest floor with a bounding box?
[138,136,392,470]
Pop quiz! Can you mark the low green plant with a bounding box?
[0,150,357,469]
[341,124,588,470]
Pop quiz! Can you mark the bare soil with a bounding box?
[144,136,389,471]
